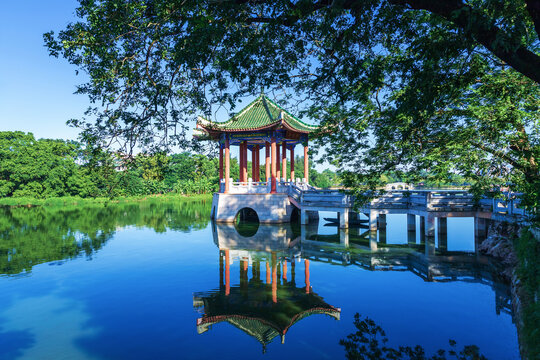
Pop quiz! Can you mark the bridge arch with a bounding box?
[235,207,260,223]
[290,207,300,223]
[235,207,260,237]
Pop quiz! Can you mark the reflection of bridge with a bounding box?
[210,222,512,317]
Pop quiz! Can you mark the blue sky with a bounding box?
[0,0,89,140]
[0,2,271,143]
[0,1,329,171]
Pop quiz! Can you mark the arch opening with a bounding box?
[290,207,300,223]
[235,207,260,237]
[290,207,301,238]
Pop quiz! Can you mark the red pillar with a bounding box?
[305,259,310,294]
[266,261,271,284]
[255,145,260,182]
[240,260,248,290]
[251,145,257,182]
[282,142,287,181]
[272,252,277,303]
[243,142,248,183]
[225,249,230,296]
[219,145,223,182]
[276,143,281,180]
[290,147,295,181]
[224,136,230,193]
[265,142,270,182]
[239,141,246,183]
[304,143,309,184]
[239,142,244,182]
[283,260,287,282]
[219,250,224,289]
[271,137,277,193]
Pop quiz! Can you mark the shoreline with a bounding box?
[480,222,539,360]
[0,193,213,207]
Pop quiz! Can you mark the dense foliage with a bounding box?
[0,131,340,198]
[0,131,86,198]
[514,228,540,359]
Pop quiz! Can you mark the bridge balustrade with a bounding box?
[289,186,531,220]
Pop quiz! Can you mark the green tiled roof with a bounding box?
[197,94,318,133]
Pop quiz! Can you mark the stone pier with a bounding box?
[212,193,293,223]
[437,218,448,251]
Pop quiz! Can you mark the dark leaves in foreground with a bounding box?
[339,313,487,360]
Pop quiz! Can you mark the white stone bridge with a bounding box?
[211,180,530,230]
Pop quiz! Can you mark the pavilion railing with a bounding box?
[220,178,310,194]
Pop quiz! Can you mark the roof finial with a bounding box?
[260,86,265,96]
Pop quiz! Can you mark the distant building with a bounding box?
[384,182,413,190]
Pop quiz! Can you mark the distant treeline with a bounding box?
[380,171,469,189]
[0,131,339,198]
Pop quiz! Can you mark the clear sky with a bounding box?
[0,0,90,141]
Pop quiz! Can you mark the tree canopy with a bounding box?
[45,0,539,211]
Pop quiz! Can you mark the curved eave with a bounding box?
[196,306,341,337]
[197,119,317,135]
[281,120,317,135]
[197,314,282,338]
[282,307,341,335]
[198,121,281,133]
[193,128,213,140]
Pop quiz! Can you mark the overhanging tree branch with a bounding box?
[235,0,540,83]
[387,0,540,83]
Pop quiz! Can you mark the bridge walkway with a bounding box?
[287,184,530,229]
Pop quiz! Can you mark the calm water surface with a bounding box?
[0,200,520,359]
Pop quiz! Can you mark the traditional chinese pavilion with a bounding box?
[194,93,319,194]
[193,248,341,352]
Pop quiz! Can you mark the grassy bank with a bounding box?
[0,193,213,207]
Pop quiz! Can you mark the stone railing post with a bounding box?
[508,199,514,215]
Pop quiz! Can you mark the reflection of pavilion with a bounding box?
[193,224,340,351]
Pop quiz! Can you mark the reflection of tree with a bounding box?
[0,199,210,275]
[340,313,486,360]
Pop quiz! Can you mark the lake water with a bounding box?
[0,199,520,359]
